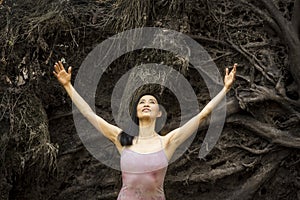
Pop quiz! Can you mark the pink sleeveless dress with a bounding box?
[118,140,169,200]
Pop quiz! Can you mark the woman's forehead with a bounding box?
[139,95,157,101]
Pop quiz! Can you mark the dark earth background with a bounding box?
[0,0,300,199]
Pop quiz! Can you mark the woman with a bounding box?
[53,61,237,199]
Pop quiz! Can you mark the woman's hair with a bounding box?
[118,92,163,146]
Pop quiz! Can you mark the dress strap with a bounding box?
[158,135,164,149]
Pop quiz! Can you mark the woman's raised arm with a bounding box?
[164,64,237,156]
[53,61,122,149]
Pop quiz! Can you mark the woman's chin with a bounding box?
[138,113,155,120]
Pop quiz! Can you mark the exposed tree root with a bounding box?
[228,115,300,148]
[226,150,290,200]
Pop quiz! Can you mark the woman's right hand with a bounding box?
[53,61,72,86]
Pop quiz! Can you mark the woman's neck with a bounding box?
[138,119,157,138]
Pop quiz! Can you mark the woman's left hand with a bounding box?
[224,63,237,91]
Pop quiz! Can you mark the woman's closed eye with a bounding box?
[139,100,156,104]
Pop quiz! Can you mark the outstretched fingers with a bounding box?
[232,63,237,74]
[53,70,57,77]
[224,63,238,90]
[228,63,237,77]
[53,62,60,75]
[53,61,68,76]
[68,66,72,74]
[226,67,229,76]
[58,61,65,71]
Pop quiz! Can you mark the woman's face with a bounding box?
[136,95,162,120]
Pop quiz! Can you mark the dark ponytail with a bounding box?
[118,92,140,146]
[118,131,134,146]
